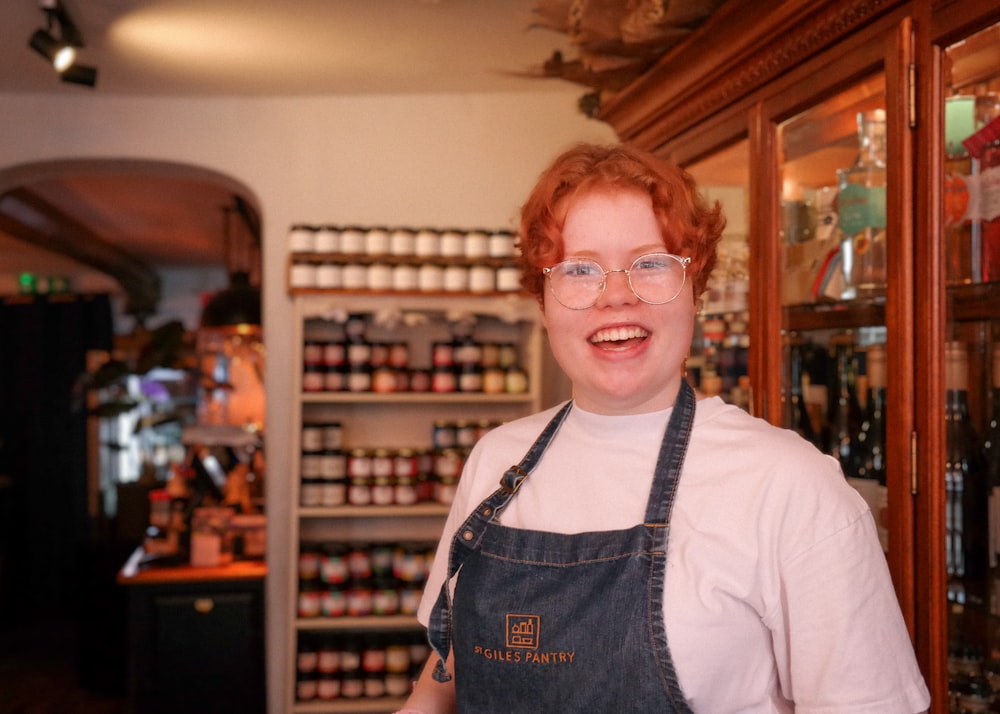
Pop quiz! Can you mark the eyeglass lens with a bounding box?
[545,253,687,309]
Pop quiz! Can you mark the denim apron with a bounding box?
[428,380,697,713]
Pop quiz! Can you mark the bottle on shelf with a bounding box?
[984,344,1000,590]
[786,339,817,446]
[825,338,864,476]
[945,341,988,614]
[836,109,887,300]
[850,343,889,551]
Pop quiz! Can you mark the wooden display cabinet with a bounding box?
[597,0,1000,709]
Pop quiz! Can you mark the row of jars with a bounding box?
[288,225,518,260]
[299,542,436,586]
[303,361,529,395]
[297,576,424,620]
[300,446,470,507]
[305,317,522,368]
[295,632,430,702]
[303,419,498,455]
[289,259,522,293]
[303,337,529,394]
[297,542,436,619]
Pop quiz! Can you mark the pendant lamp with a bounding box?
[201,199,262,331]
[201,271,260,329]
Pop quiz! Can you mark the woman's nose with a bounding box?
[597,269,637,306]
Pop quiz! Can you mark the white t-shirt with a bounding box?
[418,396,931,713]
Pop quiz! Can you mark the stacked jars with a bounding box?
[287,224,521,294]
[299,421,347,508]
[297,542,435,621]
[296,631,430,703]
[300,419,501,508]
[302,318,529,396]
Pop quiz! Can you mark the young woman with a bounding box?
[398,143,930,713]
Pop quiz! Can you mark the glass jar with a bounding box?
[418,264,444,292]
[342,263,367,290]
[315,263,343,289]
[439,230,465,257]
[414,229,440,257]
[489,230,516,258]
[443,265,469,292]
[339,227,365,254]
[389,228,415,256]
[464,230,489,259]
[496,264,521,291]
[314,226,340,253]
[392,264,419,291]
[288,224,317,252]
[364,227,390,255]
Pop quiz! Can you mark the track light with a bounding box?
[27,0,98,88]
[61,64,98,87]
[29,28,76,71]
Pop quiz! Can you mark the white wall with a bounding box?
[0,88,616,712]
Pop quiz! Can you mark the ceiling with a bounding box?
[1,0,579,97]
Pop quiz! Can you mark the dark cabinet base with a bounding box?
[124,575,265,714]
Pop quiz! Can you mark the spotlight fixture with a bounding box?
[27,0,98,87]
[29,28,76,71]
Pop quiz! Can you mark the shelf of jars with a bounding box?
[286,225,523,295]
[285,279,547,713]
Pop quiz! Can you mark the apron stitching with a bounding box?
[476,550,657,566]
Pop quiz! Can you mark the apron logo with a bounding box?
[469,614,577,665]
[506,614,540,649]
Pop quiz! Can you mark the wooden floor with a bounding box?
[0,618,126,714]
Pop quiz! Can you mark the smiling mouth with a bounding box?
[589,325,649,349]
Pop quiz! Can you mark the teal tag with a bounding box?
[838,185,886,235]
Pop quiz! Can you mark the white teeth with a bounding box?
[590,326,648,343]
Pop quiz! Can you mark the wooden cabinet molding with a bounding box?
[598,0,906,151]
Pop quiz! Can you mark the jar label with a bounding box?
[838,184,886,235]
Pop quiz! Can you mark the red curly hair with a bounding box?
[518,143,725,303]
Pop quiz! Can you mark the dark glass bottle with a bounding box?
[851,343,889,551]
[787,340,817,445]
[826,339,864,477]
[945,341,988,612]
[984,345,1000,585]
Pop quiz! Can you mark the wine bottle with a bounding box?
[787,340,817,445]
[826,339,864,476]
[984,344,1000,574]
[836,109,888,300]
[850,344,889,551]
[946,341,988,608]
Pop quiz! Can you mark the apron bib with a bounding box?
[428,380,697,713]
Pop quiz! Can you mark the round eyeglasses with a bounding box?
[542,253,691,310]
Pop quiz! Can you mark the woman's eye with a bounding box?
[567,262,600,277]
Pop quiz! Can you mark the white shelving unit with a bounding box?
[284,291,546,713]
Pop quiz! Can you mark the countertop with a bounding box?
[117,546,266,586]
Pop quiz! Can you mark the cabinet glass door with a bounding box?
[776,75,890,550]
[941,20,1000,708]
[686,140,751,411]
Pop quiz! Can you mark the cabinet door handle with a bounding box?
[194,597,215,614]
